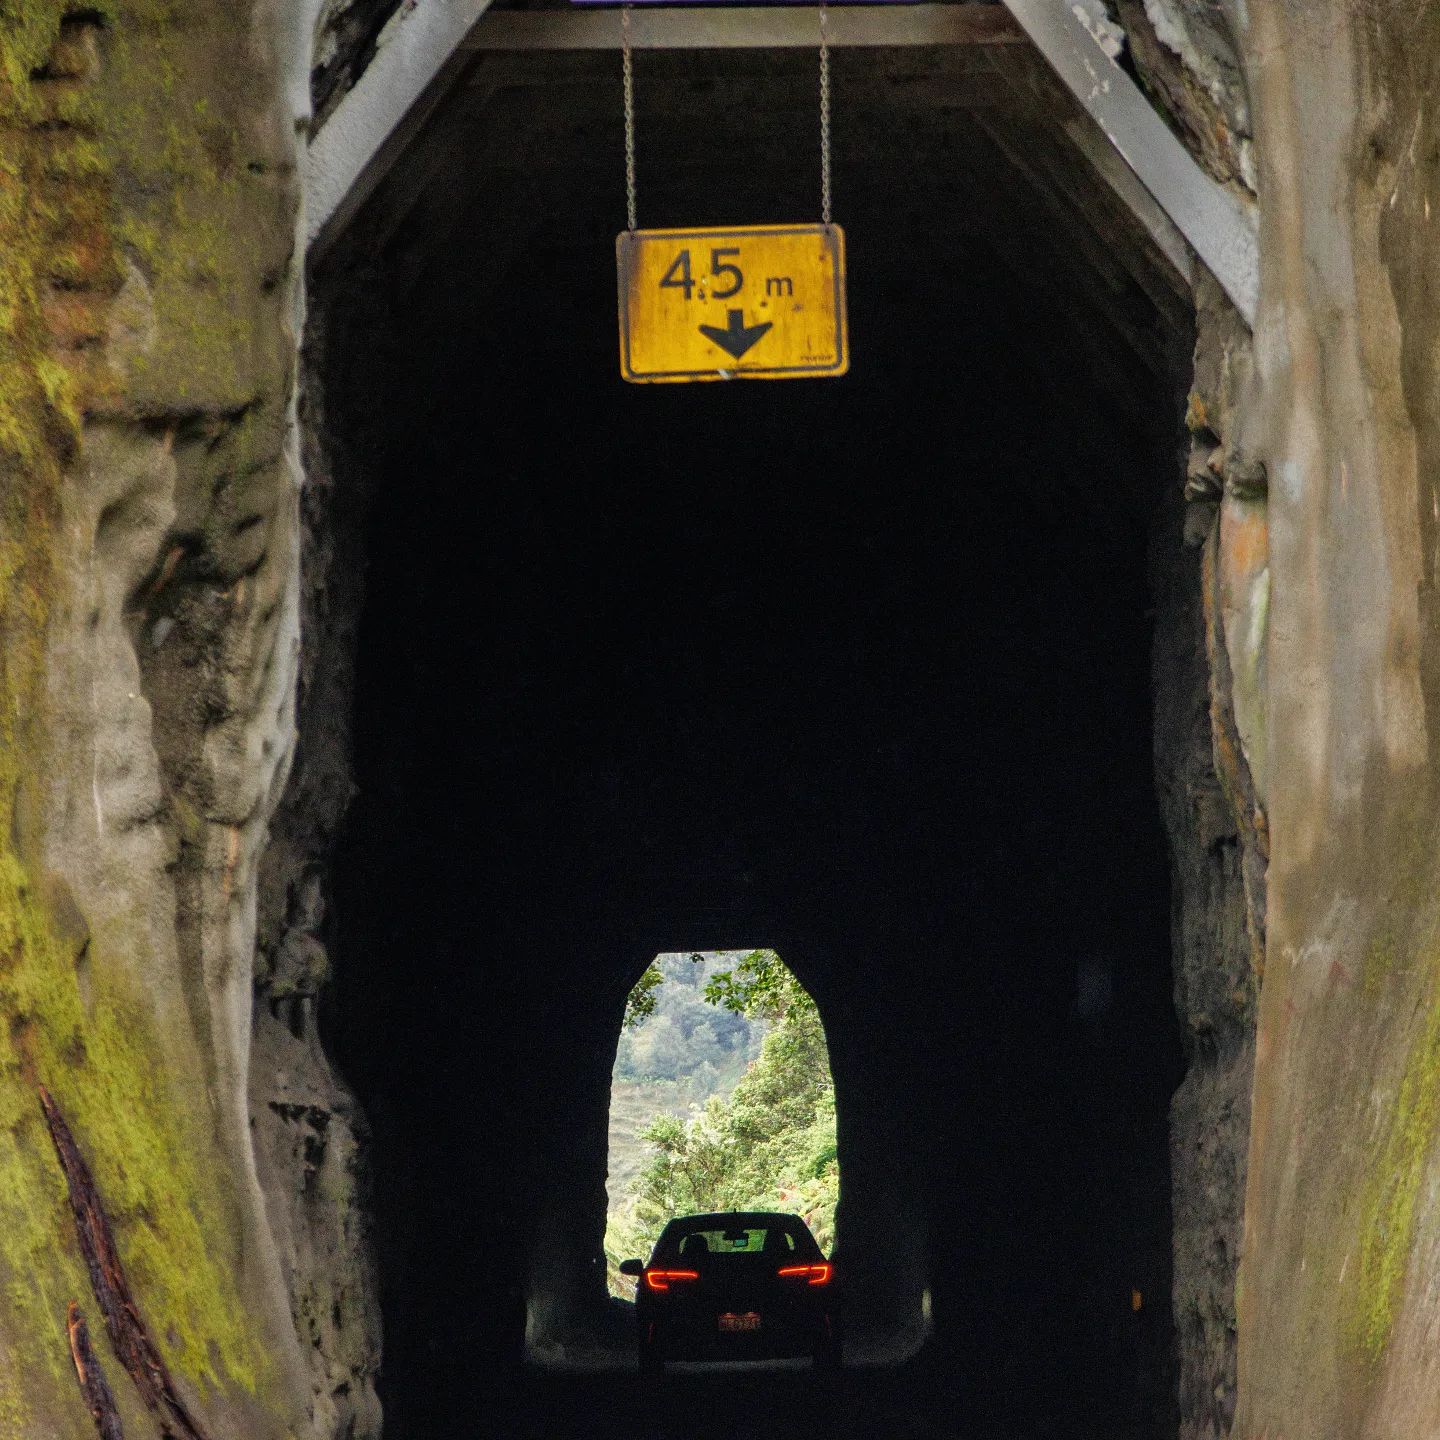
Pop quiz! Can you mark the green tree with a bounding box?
[623,961,666,1029]
[703,947,805,1021]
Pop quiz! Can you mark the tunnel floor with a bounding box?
[490,1365,1017,1440]
[314,38,1193,1440]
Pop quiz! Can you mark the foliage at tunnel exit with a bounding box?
[606,951,839,1296]
[623,961,666,1030]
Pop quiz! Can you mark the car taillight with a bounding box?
[642,1269,699,1293]
[777,1263,833,1285]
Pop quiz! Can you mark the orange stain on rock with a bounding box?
[220,826,242,902]
[1221,505,1269,580]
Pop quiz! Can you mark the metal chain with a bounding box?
[625,1,826,230]
[819,0,832,226]
[622,4,638,232]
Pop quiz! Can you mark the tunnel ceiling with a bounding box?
[326,30,1191,434]
[307,19,1200,953]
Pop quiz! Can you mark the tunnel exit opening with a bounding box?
[601,951,843,1306]
[301,26,1219,1440]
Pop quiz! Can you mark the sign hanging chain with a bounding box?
[623,2,828,230]
[622,4,638,232]
[819,0,832,226]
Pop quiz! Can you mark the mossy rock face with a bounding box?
[1229,4,1440,1437]
[1350,938,1440,1363]
[0,4,309,1436]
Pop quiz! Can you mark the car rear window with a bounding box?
[654,1217,821,1263]
[683,1228,786,1255]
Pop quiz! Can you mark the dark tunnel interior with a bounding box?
[313,38,1196,1440]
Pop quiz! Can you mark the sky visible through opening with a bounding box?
[604,950,839,1298]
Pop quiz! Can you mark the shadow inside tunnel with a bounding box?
[317,38,1192,1440]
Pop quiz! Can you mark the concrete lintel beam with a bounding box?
[1000,0,1258,323]
[306,0,1258,329]
[1061,116,1194,297]
[304,3,1022,255]
[462,4,1025,50]
[307,0,496,258]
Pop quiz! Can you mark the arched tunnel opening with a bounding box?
[604,951,841,1311]
[297,27,1223,1440]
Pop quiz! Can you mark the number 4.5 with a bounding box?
[660,248,745,301]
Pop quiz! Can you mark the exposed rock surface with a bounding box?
[1153,274,1264,1440]
[1232,3,1440,1436]
[250,292,388,1440]
[1115,0,1256,193]
[0,3,320,1436]
[311,0,408,130]
[1121,6,1266,1434]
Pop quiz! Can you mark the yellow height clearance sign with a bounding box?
[617,224,848,383]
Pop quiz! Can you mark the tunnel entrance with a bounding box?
[305,25,1201,1440]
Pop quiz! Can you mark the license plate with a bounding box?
[719,1312,761,1333]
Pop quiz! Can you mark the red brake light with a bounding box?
[777,1263,833,1285]
[643,1269,699,1293]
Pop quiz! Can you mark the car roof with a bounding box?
[660,1211,812,1231]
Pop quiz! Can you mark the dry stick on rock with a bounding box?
[39,1085,213,1440]
[67,1302,125,1440]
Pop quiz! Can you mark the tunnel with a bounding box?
[302,21,1215,1439]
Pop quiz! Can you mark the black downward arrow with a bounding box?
[698,309,773,360]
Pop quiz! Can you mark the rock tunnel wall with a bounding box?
[1158,277,1265,1440]
[1232,5,1440,1438]
[1119,8,1267,1434]
[0,2,323,1437]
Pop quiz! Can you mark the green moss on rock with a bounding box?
[1,11,91,1408]
[1,2,290,1432]
[1350,950,1440,1360]
[0,851,272,1395]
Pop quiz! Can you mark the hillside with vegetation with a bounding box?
[605,951,840,1296]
